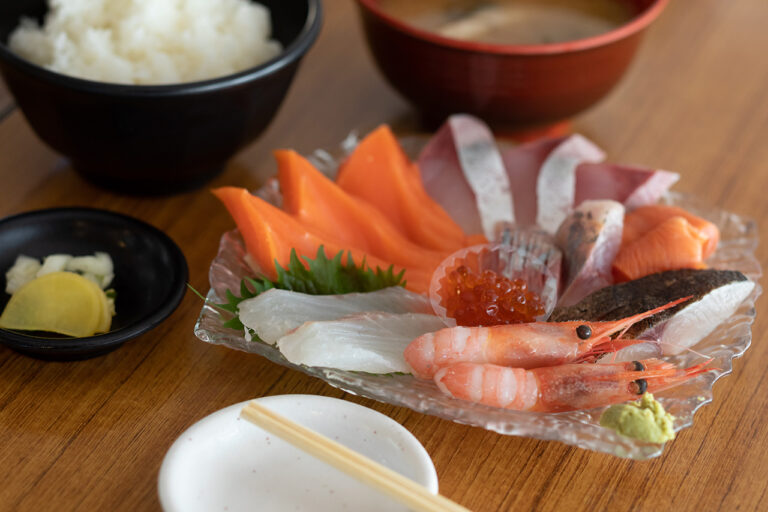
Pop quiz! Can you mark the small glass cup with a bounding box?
[429,226,562,327]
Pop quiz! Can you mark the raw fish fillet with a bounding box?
[575,164,679,210]
[239,287,432,344]
[536,135,605,234]
[501,137,565,226]
[277,312,446,374]
[501,136,677,228]
[336,125,468,252]
[555,200,625,307]
[612,216,707,282]
[418,114,514,237]
[622,205,719,258]
[549,269,755,356]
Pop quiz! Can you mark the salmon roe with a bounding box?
[442,265,545,327]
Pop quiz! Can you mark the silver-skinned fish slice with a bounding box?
[535,134,605,233]
[238,287,432,344]
[277,312,446,374]
[549,269,755,357]
[418,114,514,238]
[555,200,624,307]
[501,136,565,227]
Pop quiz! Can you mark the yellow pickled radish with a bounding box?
[0,271,109,337]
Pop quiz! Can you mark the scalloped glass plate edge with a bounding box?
[195,191,761,460]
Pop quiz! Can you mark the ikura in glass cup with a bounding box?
[429,230,561,327]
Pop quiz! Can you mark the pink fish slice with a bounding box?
[501,136,566,227]
[575,163,680,210]
[418,114,514,238]
[536,134,606,234]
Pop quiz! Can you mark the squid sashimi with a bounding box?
[622,205,720,258]
[501,136,566,226]
[575,163,679,210]
[555,200,625,307]
[212,187,432,293]
[417,114,514,238]
[277,312,446,374]
[536,134,605,234]
[275,149,446,271]
[336,125,471,252]
[550,269,755,357]
[612,216,708,283]
[239,287,432,344]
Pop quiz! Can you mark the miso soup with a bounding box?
[378,0,635,45]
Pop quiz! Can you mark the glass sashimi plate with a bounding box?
[194,139,761,460]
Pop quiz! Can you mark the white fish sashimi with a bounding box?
[238,287,431,344]
[647,279,755,355]
[418,114,514,237]
[277,312,446,374]
[599,280,756,362]
[536,134,605,233]
[555,200,624,307]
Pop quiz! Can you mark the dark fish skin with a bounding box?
[549,269,749,337]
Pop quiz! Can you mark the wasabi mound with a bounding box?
[600,393,676,443]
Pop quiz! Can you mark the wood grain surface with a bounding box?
[1,1,767,511]
[0,81,11,114]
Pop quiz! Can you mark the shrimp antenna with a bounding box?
[657,341,710,360]
[592,358,717,383]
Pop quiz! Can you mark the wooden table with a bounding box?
[1,1,767,511]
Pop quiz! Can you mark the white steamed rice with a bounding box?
[8,0,283,85]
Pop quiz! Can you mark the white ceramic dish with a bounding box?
[158,394,438,512]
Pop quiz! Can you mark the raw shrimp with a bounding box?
[404,297,690,379]
[434,359,713,412]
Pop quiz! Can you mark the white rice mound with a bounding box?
[8,0,283,85]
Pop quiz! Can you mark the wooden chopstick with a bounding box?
[240,401,471,512]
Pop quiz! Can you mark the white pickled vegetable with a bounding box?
[5,255,42,294]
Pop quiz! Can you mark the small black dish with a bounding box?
[0,208,188,360]
[0,0,322,194]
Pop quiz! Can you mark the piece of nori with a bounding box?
[549,269,749,337]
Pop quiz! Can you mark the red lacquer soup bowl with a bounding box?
[356,0,669,129]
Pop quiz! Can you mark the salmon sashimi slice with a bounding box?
[212,186,432,293]
[336,125,471,252]
[275,149,446,272]
[612,216,708,282]
[622,205,719,258]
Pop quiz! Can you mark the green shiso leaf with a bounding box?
[218,246,406,331]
